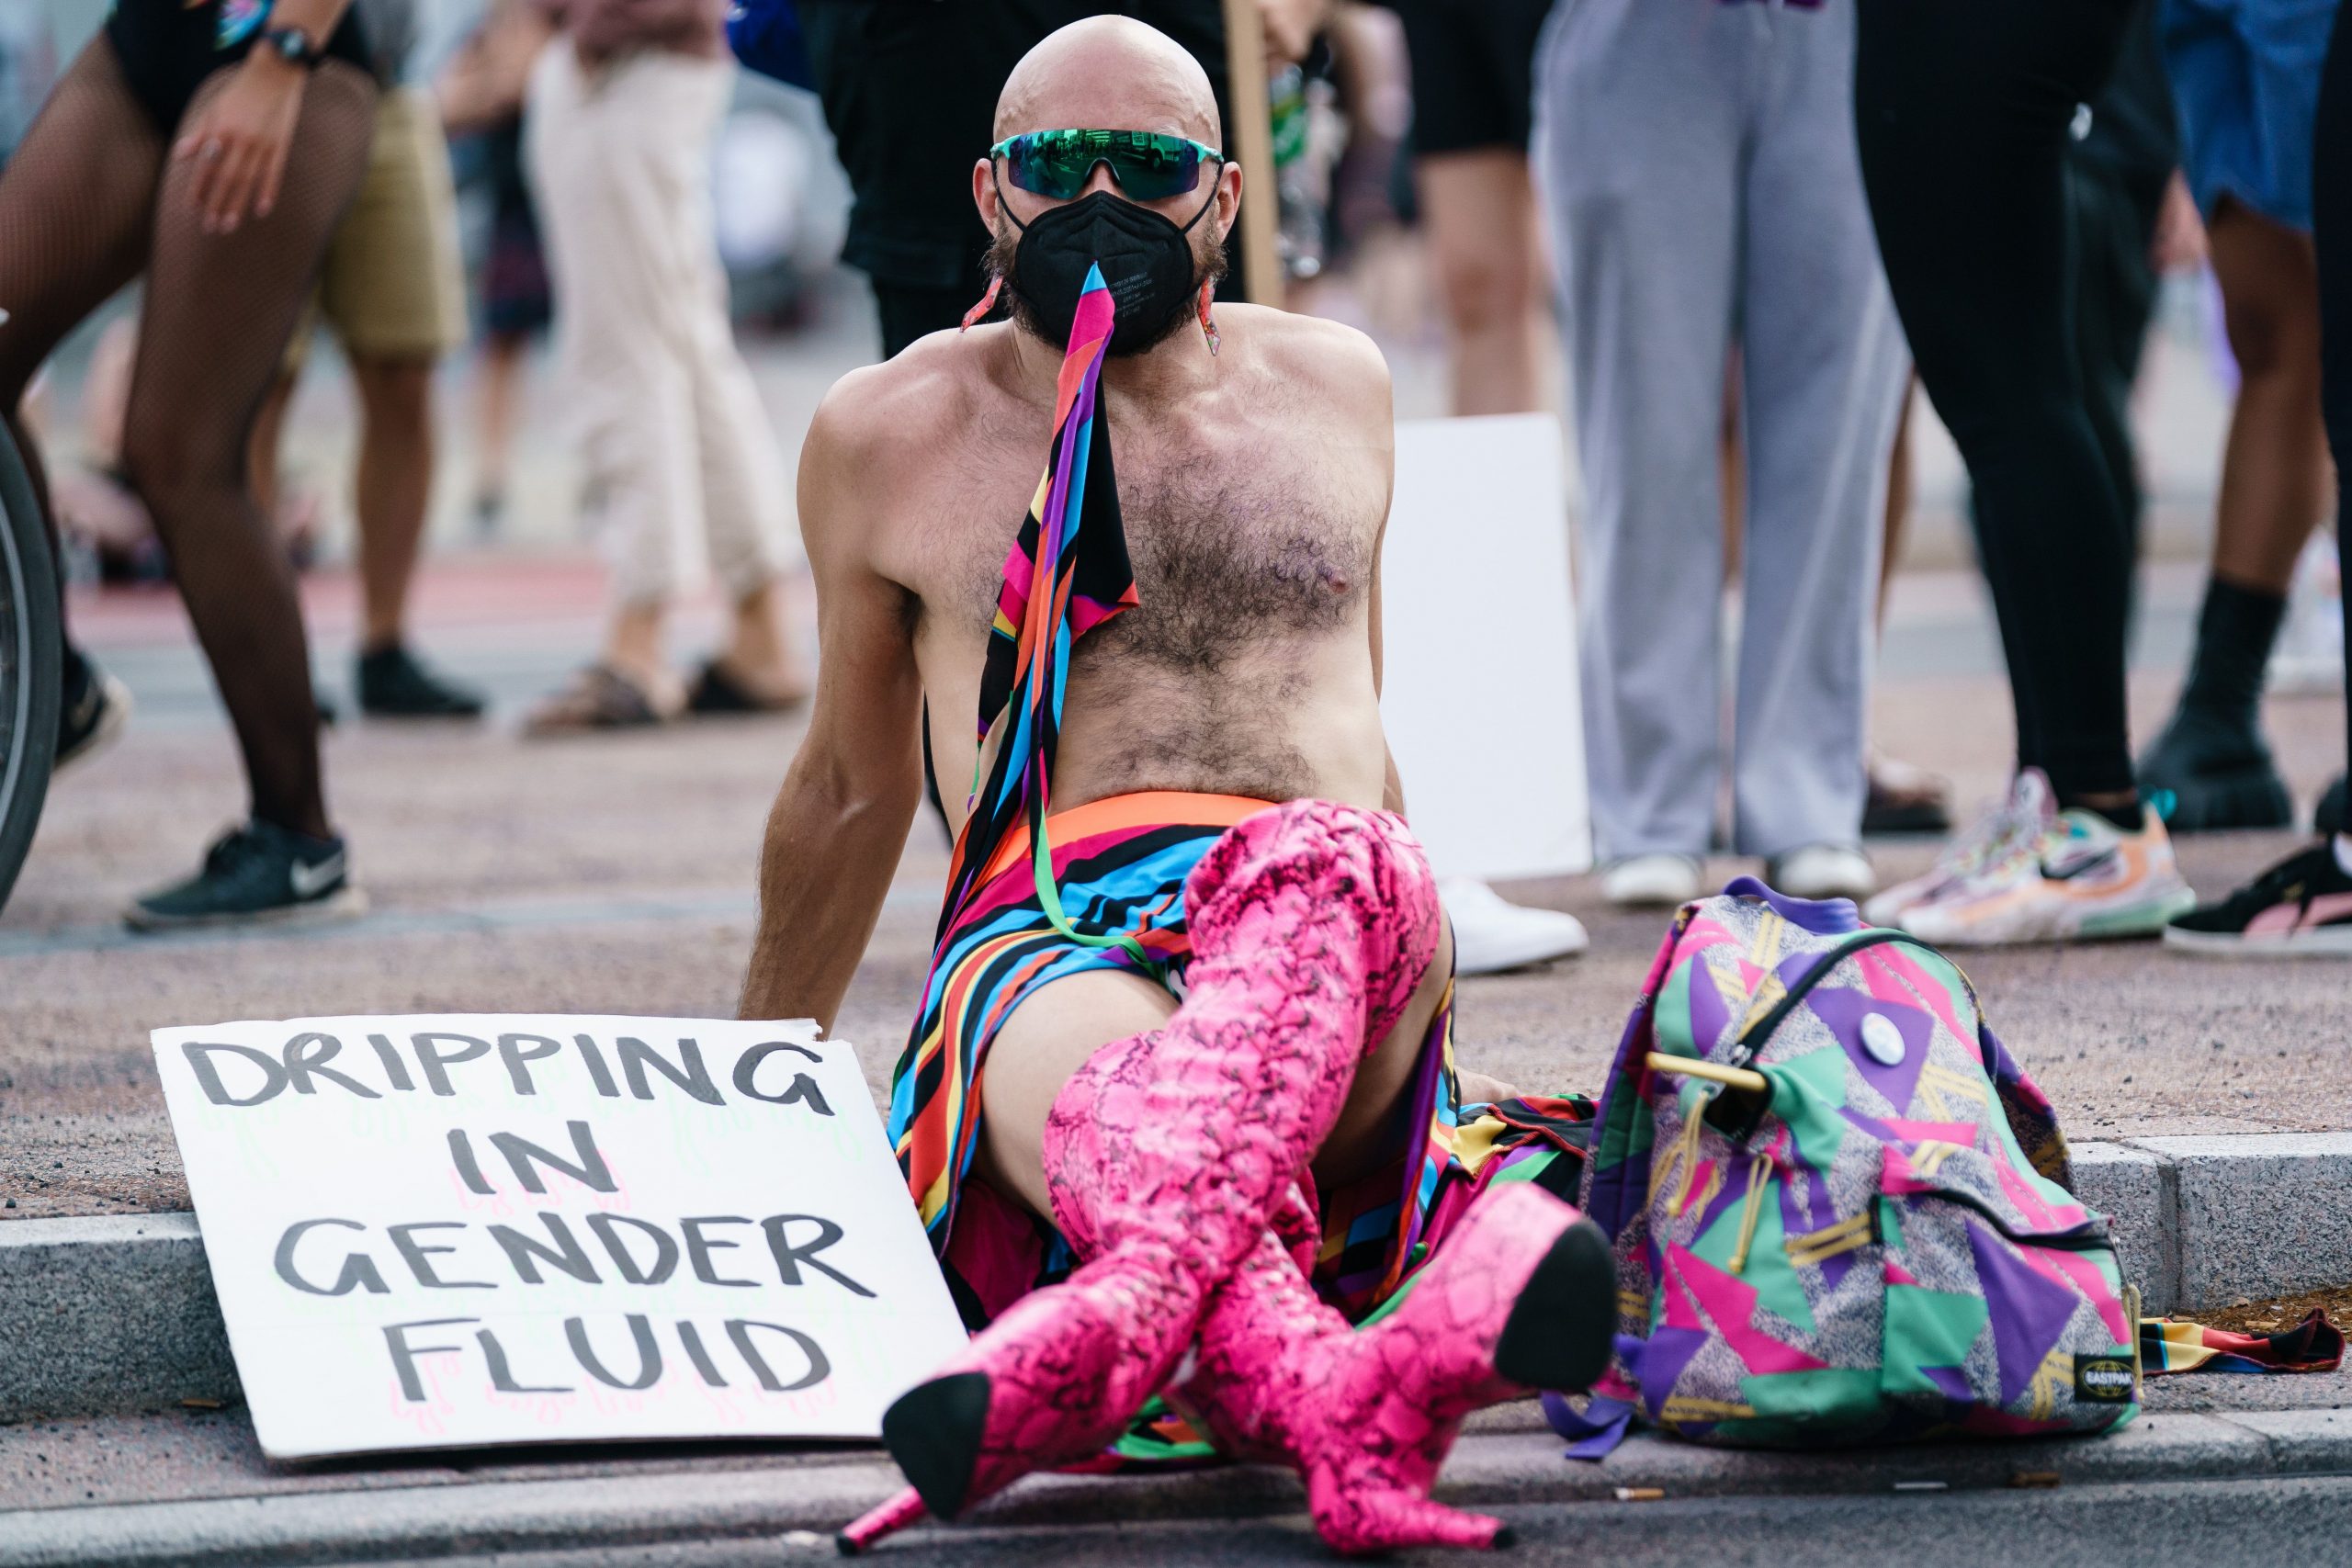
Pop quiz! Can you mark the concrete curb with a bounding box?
[5,1132,2348,1420]
[0,1215,234,1420]
[2068,1133,2352,1316]
[4,1408,2349,1566]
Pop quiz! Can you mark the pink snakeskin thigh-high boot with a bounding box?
[1172,1180,1617,1555]
[869,800,1442,1530]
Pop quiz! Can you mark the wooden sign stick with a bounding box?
[1220,0,1284,308]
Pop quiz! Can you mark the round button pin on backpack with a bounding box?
[1860,1012,1905,1066]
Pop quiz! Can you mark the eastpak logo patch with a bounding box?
[2075,1356,2136,1402]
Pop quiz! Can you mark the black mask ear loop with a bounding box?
[1180,165,1224,354]
[961,156,1021,330]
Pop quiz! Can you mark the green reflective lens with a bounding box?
[992,130,1225,202]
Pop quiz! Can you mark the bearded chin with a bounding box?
[986,219,1225,357]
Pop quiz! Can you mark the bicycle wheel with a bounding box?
[0,414,61,915]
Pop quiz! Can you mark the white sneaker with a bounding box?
[1766,843,1875,902]
[1862,770,2047,927]
[1894,804,2196,947]
[1601,852,1704,908]
[2267,532,2342,695]
[1439,878,1588,975]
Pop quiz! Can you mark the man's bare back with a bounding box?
[831,301,1399,838]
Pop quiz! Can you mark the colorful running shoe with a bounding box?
[1861,768,2047,927]
[1893,797,2195,947]
[2165,839,2352,958]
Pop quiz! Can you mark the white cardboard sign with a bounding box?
[1380,413,1592,881]
[151,1014,968,1461]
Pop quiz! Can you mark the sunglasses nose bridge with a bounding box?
[1079,158,1122,198]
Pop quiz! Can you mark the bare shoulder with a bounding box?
[803,329,988,477]
[798,329,998,566]
[1222,303,1392,431]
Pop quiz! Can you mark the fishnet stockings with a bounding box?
[0,39,375,836]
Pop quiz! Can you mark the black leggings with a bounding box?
[2316,6,2352,781]
[0,38,375,839]
[1856,0,2139,805]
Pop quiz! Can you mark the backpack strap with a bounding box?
[1729,928,1946,1066]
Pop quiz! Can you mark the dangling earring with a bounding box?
[1197,277,1220,357]
[960,275,1004,333]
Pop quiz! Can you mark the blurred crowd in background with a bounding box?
[1,0,2346,959]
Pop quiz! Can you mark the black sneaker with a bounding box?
[125,820,367,932]
[2164,839,2352,957]
[55,646,131,772]
[356,643,485,720]
[2136,703,2292,832]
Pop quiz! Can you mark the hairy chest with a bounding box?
[899,420,1384,669]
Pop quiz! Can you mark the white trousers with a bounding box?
[526,45,791,608]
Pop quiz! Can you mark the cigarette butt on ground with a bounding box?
[1613,1487,1666,1502]
[2011,1472,2063,1489]
[1893,1480,1949,1492]
[179,1397,224,1410]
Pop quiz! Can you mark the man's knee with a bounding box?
[1193,801,1434,917]
[1187,800,1440,1035]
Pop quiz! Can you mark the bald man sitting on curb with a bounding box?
[738,19,1614,1554]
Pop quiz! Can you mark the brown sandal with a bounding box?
[523,665,668,736]
[685,659,810,716]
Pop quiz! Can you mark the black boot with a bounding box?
[356,643,486,720]
[2138,579,2292,832]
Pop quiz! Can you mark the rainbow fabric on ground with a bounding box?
[2141,1310,2344,1374]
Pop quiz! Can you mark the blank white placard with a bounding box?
[1379,413,1590,882]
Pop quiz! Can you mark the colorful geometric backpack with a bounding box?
[1576,880,2142,1447]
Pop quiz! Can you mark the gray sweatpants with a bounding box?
[1535,0,1907,861]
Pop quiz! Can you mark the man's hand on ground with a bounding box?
[1457,1068,1521,1107]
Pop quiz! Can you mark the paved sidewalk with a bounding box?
[3,558,2348,1220]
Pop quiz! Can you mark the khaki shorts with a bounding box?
[286,85,469,372]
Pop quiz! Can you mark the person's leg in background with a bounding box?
[1863,0,2176,841]
[2169,0,2352,953]
[523,42,700,729]
[1537,0,1743,908]
[1860,379,1962,838]
[334,85,482,719]
[656,52,809,714]
[254,85,482,720]
[1856,0,2195,946]
[2139,0,2335,831]
[2328,1,2352,839]
[0,39,160,774]
[1380,0,1581,971]
[469,327,531,525]
[469,117,552,531]
[118,59,379,927]
[1730,0,1908,904]
[1393,0,1552,418]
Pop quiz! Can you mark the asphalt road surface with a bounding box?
[329,1475,2352,1568]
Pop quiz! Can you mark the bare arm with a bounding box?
[739,388,927,1029]
[436,2,557,136]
